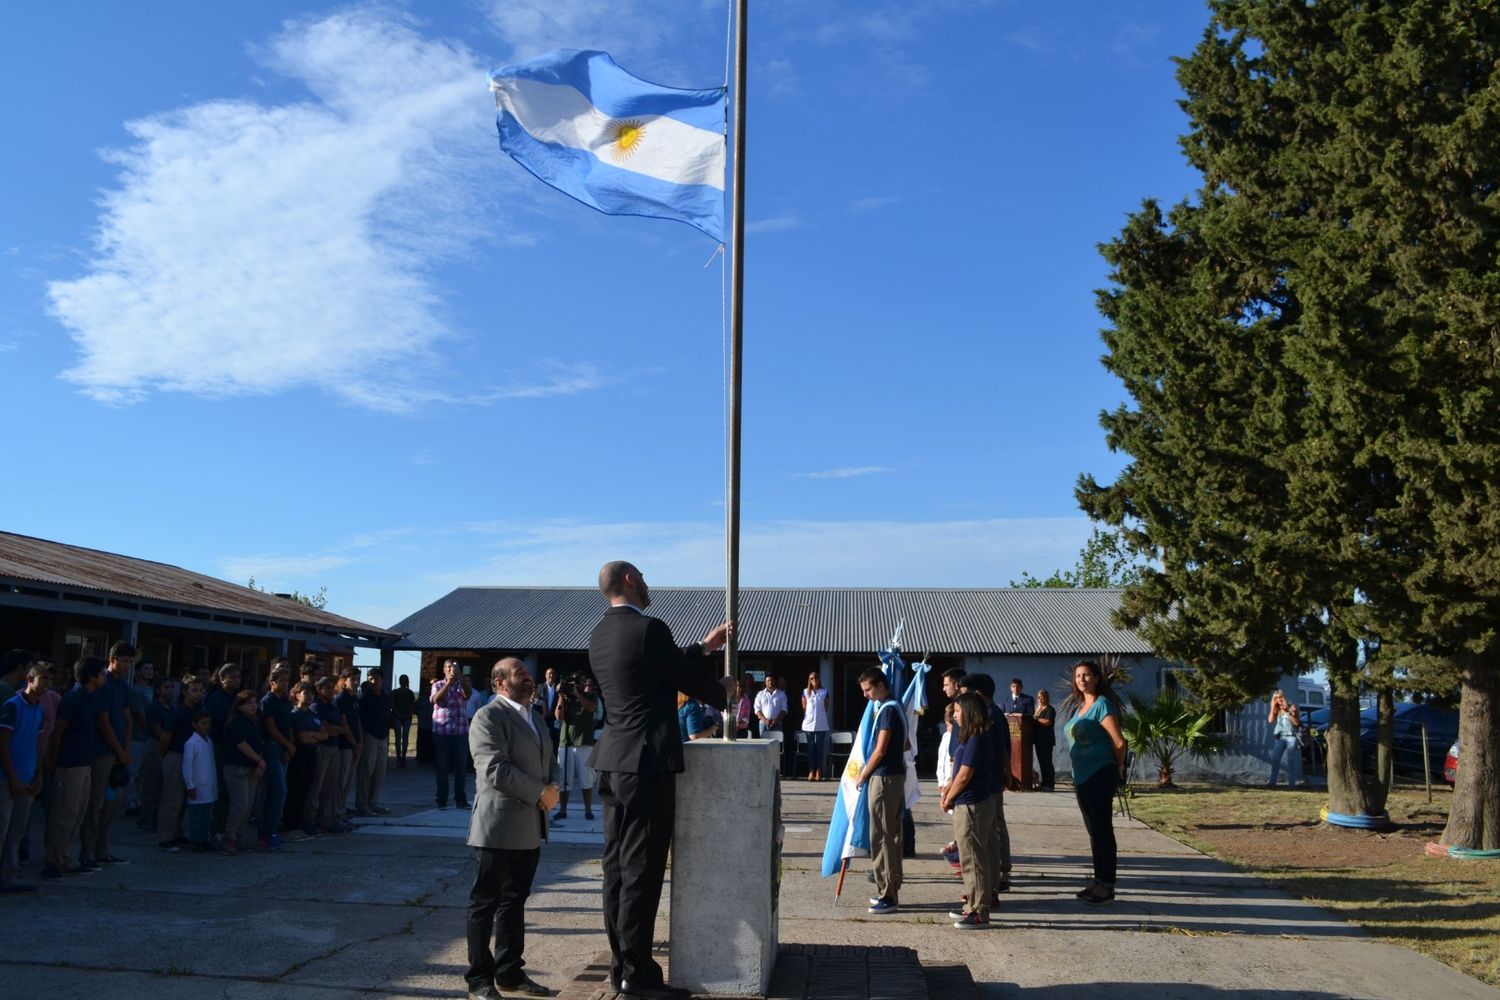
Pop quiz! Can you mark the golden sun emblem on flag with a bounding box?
[608,119,647,161]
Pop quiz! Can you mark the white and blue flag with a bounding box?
[820,628,926,879]
[489,50,726,240]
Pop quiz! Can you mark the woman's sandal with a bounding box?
[1080,883,1115,906]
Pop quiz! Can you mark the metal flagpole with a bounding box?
[723,0,747,738]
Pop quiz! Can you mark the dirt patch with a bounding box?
[1128,784,1500,988]
[1188,808,1447,870]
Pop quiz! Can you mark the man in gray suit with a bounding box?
[465,658,559,999]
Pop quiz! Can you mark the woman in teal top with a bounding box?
[1064,659,1128,906]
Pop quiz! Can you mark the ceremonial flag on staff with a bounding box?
[489,49,727,240]
[821,626,925,878]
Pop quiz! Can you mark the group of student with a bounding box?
[0,642,398,891]
[858,658,1129,930]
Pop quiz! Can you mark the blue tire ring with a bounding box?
[1319,804,1391,829]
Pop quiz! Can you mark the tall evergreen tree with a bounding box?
[1080,1,1500,843]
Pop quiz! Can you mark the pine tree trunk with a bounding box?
[1440,652,1500,850]
[1325,662,1379,818]
[1375,689,1395,798]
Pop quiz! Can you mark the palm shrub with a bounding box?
[1123,688,1229,787]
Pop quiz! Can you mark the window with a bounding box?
[223,644,266,688]
[64,628,110,666]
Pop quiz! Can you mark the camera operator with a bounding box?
[552,674,599,822]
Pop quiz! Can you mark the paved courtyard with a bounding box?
[7,765,1497,999]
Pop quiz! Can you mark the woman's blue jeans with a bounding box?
[805,731,830,774]
[259,750,288,838]
[1268,735,1301,786]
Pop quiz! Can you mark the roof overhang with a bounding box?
[1,577,400,648]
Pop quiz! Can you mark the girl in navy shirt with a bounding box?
[940,692,996,930]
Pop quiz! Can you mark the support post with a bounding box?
[723,0,748,741]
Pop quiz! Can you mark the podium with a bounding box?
[670,739,781,996]
[1006,713,1034,791]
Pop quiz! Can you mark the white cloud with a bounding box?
[261,514,1100,630]
[485,0,682,64]
[849,195,899,213]
[746,215,803,235]
[418,516,1096,589]
[489,362,616,400]
[792,466,894,480]
[47,10,517,412]
[219,552,355,586]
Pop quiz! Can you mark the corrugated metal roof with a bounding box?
[0,531,396,639]
[390,586,1152,655]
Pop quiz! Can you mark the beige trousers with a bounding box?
[955,796,997,917]
[45,766,92,870]
[868,772,905,903]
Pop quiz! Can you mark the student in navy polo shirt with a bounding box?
[204,664,241,837]
[310,676,352,834]
[941,692,997,930]
[961,673,1012,894]
[258,662,296,849]
[157,678,204,851]
[43,657,108,880]
[854,666,908,915]
[80,641,134,867]
[0,664,49,891]
[288,680,333,839]
[136,677,173,834]
[355,668,391,817]
[222,690,268,854]
[333,668,364,819]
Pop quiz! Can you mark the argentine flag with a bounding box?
[820,638,927,878]
[490,50,726,240]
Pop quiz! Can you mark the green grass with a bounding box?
[1129,784,1500,988]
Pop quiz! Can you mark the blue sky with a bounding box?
[1,1,1209,658]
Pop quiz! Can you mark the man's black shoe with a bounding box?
[466,984,501,1000]
[495,974,551,996]
[617,982,690,1000]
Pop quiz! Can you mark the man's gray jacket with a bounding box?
[467,697,558,851]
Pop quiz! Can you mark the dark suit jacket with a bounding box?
[999,692,1035,716]
[588,606,727,775]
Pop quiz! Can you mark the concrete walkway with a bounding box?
[5,766,1496,999]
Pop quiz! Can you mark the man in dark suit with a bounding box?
[588,561,733,1000]
[465,658,559,999]
[998,678,1035,717]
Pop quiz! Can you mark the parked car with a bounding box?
[1305,702,1458,780]
[1445,741,1459,784]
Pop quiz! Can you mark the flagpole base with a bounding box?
[671,739,781,995]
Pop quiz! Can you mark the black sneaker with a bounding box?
[158,842,181,853]
[100,854,130,865]
[41,865,64,883]
[495,973,551,996]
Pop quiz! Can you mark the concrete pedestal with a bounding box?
[670,739,781,996]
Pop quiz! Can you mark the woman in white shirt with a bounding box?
[801,673,832,781]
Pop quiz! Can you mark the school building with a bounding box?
[0,530,398,688]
